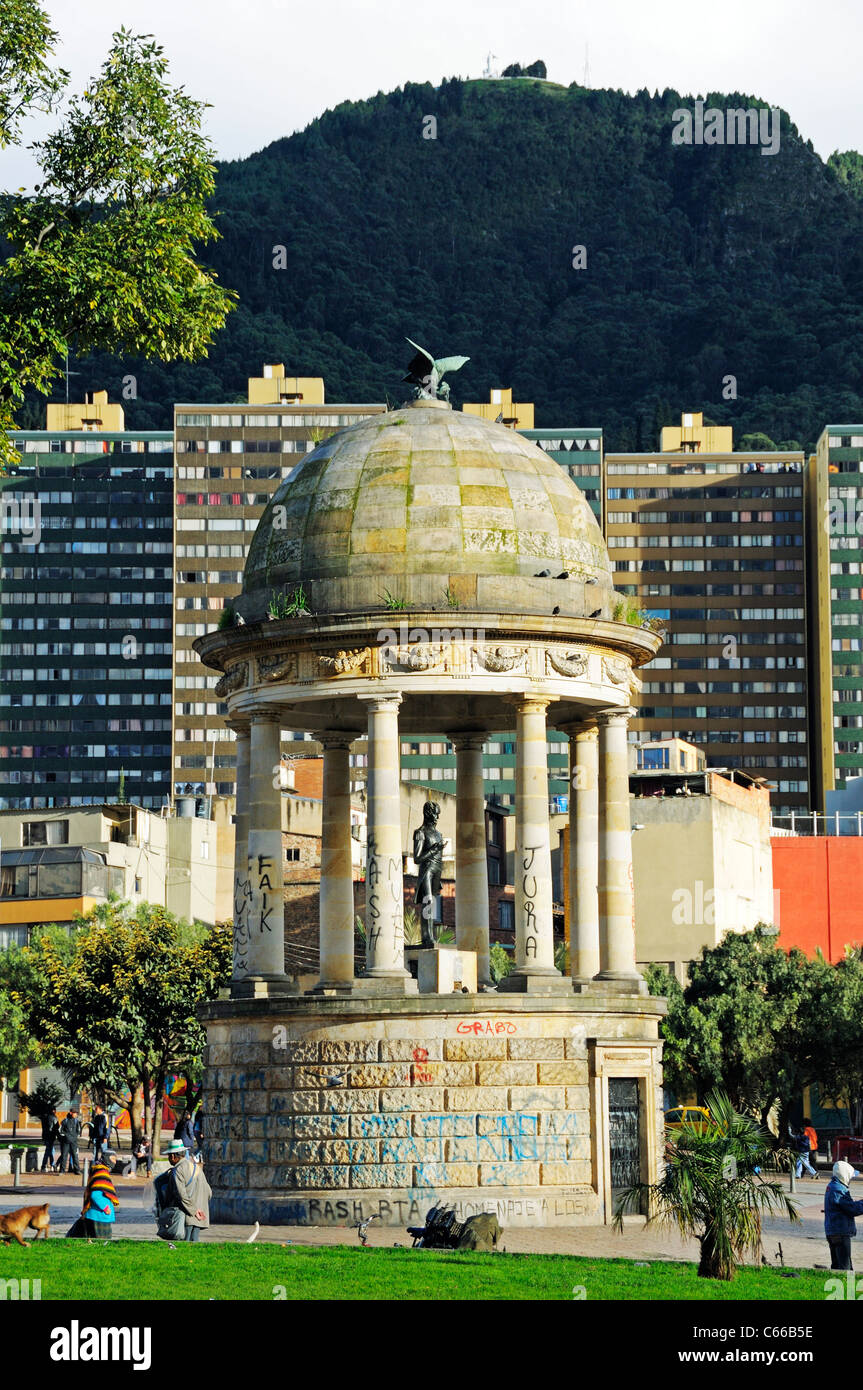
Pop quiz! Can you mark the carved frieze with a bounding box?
[546,648,589,678]
[471,645,529,674]
[257,653,298,683]
[214,663,247,699]
[318,648,371,677]
[387,645,446,672]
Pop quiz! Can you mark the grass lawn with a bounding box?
[0,1241,829,1301]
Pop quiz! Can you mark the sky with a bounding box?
[2,0,862,188]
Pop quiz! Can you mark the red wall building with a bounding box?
[772,837,863,961]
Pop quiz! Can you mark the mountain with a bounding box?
[36,77,863,451]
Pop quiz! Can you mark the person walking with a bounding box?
[80,1162,119,1240]
[90,1105,109,1163]
[59,1108,82,1175]
[40,1108,60,1173]
[160,1138,211,1241]
[803,1117,819,1171]
[790,1125,818,1179]
[824,1161,863,1271]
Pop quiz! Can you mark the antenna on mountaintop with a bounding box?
[583,42,591,88]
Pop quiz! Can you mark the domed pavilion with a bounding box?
[195,393,667,1229]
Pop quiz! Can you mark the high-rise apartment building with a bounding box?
[808,426,863,801]
[0,396,174,810]
[172,366,385,800]
[606,413,810,818]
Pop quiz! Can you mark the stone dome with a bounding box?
[239,399,614,621]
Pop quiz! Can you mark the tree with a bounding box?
[0,936,52,1082]
[0,19,236,467]
[0,0,66,148]
[646,928,819,1130]
[614,1090,799,1280]
[24,901,230,1152]
[808,949,863,1135]
[16,1075,63,1121]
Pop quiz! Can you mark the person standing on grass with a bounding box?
[162,1138,211,1241]
[825,1161,863,1271]
[59,1108,82,1175]
[40,1107,59,1173]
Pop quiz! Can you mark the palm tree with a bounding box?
[613,1090,799,1280]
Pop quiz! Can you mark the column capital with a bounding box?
[357,693,402,712]
[595,706,635,727]
[558,720,599,742]
[225,718,251,737]
[448,732,487,752]
[505,694,558,715]
[317,731,354,751]
[246,706,283,726]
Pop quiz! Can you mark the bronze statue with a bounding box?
[403,339,470,401]
[413,800,444,947]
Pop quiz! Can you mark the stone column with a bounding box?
[239,710,296,996]
[451,734,491,988]
[562,722,600,987]
[226,719,252,985]
[358,695,416,993]
[499,696,570,994]
[596,708,643,989]
[311,733,356,993]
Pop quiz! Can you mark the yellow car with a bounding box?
[665,1105,712,1132]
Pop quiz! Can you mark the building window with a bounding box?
[498,900,515,932]
[22,819,69,846]
[285,847,301,862]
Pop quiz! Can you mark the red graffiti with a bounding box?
[455,1020,517,1035]
[411,1045,433,1084]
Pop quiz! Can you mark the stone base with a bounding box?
[588,975,649,997]
[201,991,666,1227]
[497,971,575,996]
[210,1185,600,1229]
[231,975,302,1000]
[351,972,419,997]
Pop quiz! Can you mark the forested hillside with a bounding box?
[32,77,863,450]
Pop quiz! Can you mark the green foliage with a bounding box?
[652,929,819,1127]
[737,432,777,451]
[489,943,514,984]
[806,947,863,1135]
[0,25,235,467]
[49,78,863,450]
[217,606,234,629]
[614,1090,799,1280]
[380,588,409,611]
[20,900,230,1146]
[443,586,461,609]
[16,1074,63,1119]
[268,584,310,618]
[0,0,67,149]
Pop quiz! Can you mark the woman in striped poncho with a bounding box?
[81,1162,119,1239]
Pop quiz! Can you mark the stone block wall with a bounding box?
[202,1000,665,1227]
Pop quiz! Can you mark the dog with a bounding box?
[0,1203,51,1246]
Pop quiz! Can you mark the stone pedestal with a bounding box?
[415,946,478,995]
[201,991,666,1228]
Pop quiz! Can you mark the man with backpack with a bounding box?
[153,1139,211,1242]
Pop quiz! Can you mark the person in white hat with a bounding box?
[161,1138,211,1242]
[824,1160,863,1270]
